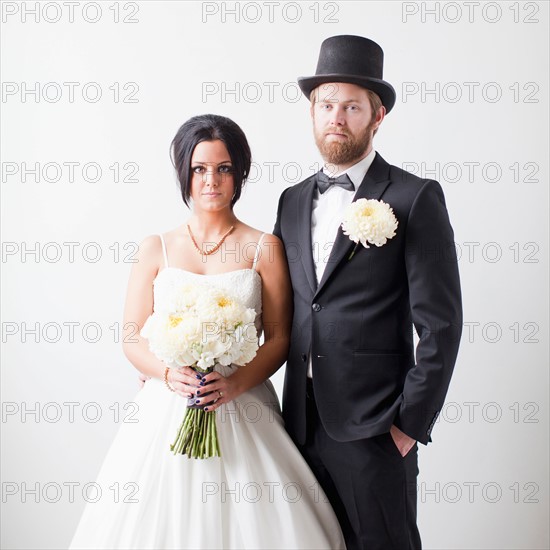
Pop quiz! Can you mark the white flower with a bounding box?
[140,284,259,371]
[341,198,398,250]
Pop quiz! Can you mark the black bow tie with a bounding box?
[316,171,355,194]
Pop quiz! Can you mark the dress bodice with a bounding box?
[152,267,263,335]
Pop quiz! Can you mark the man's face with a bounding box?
[311,82,384,168]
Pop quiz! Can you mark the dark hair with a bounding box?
[170,114,251,208]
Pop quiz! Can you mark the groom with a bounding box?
[273,35,462,549]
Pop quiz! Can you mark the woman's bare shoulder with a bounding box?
[236,223,280,245]
[139,233,162,254]
[135,233,165,273]
[142,225,185,247]
[240,229,285,271]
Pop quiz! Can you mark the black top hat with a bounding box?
[298,35,396,113]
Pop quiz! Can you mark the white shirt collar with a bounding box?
[321,148,377,191]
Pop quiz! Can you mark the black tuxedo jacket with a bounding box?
[273,152,462,445]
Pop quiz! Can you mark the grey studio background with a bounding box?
[1,1,548,549]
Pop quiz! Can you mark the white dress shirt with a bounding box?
[307,148,377,378]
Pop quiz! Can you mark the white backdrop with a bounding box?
[1,1,548,549]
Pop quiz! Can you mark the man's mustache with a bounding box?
[323,129,350,137]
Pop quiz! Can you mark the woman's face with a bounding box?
[190,140,235,212]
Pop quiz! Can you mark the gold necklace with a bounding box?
[187,224,235,256]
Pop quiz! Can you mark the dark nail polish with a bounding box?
[195,374,202,380]
[196,390,201,395]
[204,407,209,411]
[195,400,200,404]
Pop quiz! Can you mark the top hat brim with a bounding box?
[298,74,396,114]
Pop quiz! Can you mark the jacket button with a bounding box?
[301,354,307,362]
[312,303,321,312]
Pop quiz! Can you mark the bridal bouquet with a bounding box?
[140,282,259,459]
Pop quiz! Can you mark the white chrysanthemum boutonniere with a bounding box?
[341,198,399,260]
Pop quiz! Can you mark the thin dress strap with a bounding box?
[252,233,266,271]
[159,234,169,268]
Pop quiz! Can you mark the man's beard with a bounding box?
[314,122,374,166]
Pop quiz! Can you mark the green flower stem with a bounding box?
[170,364,221,459]
[206,412,212,457]
[348,242,360,261]
[171,407,220,459]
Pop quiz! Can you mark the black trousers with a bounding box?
[297,379,422,550]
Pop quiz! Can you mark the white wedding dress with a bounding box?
[69,234,346,550]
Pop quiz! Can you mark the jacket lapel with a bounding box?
[297,176,318,294]
[314,152,392,299]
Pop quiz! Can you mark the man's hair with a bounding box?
[310,86,383,135]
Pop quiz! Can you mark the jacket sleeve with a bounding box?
[395,179,463,444]
[272,187,289,240]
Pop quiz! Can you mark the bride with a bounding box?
[69,114,346,549]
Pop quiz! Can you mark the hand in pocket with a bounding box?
[390,425,416,457]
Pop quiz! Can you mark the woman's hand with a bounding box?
[167,366,202,398]
[193,371,242,412]
[137,372,151,389]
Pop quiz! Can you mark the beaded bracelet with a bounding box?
[164,367,176,392]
